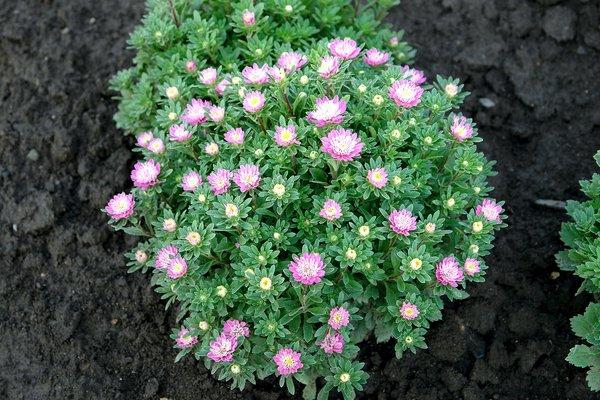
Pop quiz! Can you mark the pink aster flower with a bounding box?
[199,67,218,85]
[364,48,390,67]
[136,131,153,148]
[175,327,198,349]
[130,159,160,189]
[185,60,197,73]
[207,334,238,363]
[216,79,230,96]
[451,116,473,142]
[367,168,388,189]
[147,138,165,154]
[169,124,192,142]
[243,90,266,113]
[306,96,346,127]
[105,192,135,220]
[181,171,202,192]
[317,56,340,79]
[209,106,225,123]
[274,125,300,147]
[388,209,417,236]
[476,199,503,222]
[400,301,420,320]
[388,79,424,108]
[319,199,342,221]
[167,255,188,279]
[464,258,481,276]
[400,65,427,85]
[390,36,399,47]
[242,63,269,85]
[273,348,303,376]
[268,67,286,83]
[320,128,363,161]
[328,307,350,330]
[222,319,250,339]
[435,256,464,287]
[181,99,211,125]
[233,164,261,192]
[241,10,255,27]
[277,51,307,73]
[155,245,178,270]
[288,252,325,285]
[328,38,360,60]
[319,332,345,354]
[224,128,245,145]
[207,168,233,195]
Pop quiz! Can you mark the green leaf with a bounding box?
[567,345,600,368]
[588,366,600,391]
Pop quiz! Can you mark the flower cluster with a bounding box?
[105,7,505,399]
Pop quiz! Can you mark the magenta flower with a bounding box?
[274,125,300,147]
[181,99,211,125]
[328,307,350,330]
[207,168,233,195]
[476,199,503,222]
[233,164,261,192]
[307,96,347,127]
[390,36,399,47]
[147,138,165,154]
[185,60,197,73]
[181,171,202,192]
[268,67,285,82]
[243,90,266,113]
[130,159,160,189]
[388,209,417,236]
[208,334,238,363]
[364,48,390,67]
[216,79,230,96]
[175,327,198,349]
[328,38,360,60]
[435,256,464,287]
[136,131,153,148]
[288,252,325,285]
[155,245,179,270]
[367,168,388,189]
[319,332,345,354]
[242,63,269,85]
[169,124,192,142]
[209,106,225,123]
[241,9,255,26]
[199,67,218,85]
[400,301,420,320]
[451,116,473,142]
[167,255,188,279]
[277,51,307,73]
[105,192,135,220]
[388,79,424,108]
[320,128,363,162]
[400,66,426,85]
[273,348,303,376]
[222,319,250,339]
[317,56,340,79]
[464,258,481,276]
[224,128,245,145]
[319,199,343,221]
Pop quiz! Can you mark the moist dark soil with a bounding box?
[1,0,600,399]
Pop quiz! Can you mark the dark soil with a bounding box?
[1,0,600,399]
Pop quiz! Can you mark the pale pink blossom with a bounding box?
[243,90,266,113]
[130,159,160,189]
[388,209,417,236]
[181,171,202,192]
[317,56,340,79]
[319,199,342,221]
[209,106,225,122]
[464,258,481,276]
[364,48,390,67]
[451,116,473,142]
[367,168,388,189]
[207,169,233,195]
[274,125,300,147]
[155,245,178,270]
[105,192,135,220]
[233,164,261,192]
[242,63,269,85]
[216,79,230,96]
[208,334,238,363]
[147,138,165,154]
[307,96,346,127]
[181,99,212,125]
[136,131,153,148]
[169,124,192,142]
[388,79,424,108]
[199,67,218,85]
[242,10,255,26]
[435,256,464,287]
[319,332,344,354]
[273,348,303,376]
[400,65,427,85]
[224,128,245,145]
[320,128,363,161]
[222,319,250,339]
[475,199,503,222]
[288,252,325,285]
[400,302,420,320]
[328,307,350,330]
[277,51,307,73]
[175,327,198,349]
[167,255,188,279]
[328,38,360,60]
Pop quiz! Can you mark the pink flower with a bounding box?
[319,199,342,221]
[224,128,245,145]
[130,159,160,189]
[435,256,464,287]
[208,334,238,363]
[400,302,420,320]
[233,164,261,192]
[451,116,473,142]
[207,168,233,195]
[136,131,153,148]
[167,255,188,279]
[274,125,300,147]
[181,171,202,192]
[464,258,481,276]
[216,79,230,96]
[400,66,426,85]
[243,90,266,113]
[268,67,286,82]
[476,199,503,222]
[242,63,269,84]
[388,79,424,108]
[105,192,135,220]
[169,124,192,142]
[320,128,363,161]
[277,51,307,73]
[175,327,198,349]
[222,319,250,339]
[328,38,360,60]
[199,67,218,85]
[317,56,340,79]
[328,307,350,330]
[147,138,165,154]
[209,106,225,122]
[181,99,211,125]
[288,252,325,285]
[389,36,399,47]
[319,332,345,354]
[367,168,388,189]
[273,348,303,376]
[364,48,390,67]
[388,209,417,236]
[242,9,255,26]
[185,60,197,73]
[307,96,346,127]
[155,245,178,270]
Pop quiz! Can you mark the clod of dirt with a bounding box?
[542,6,577,42]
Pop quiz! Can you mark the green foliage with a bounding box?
[567,303,600,391]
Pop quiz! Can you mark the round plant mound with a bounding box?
[105,38,505,399]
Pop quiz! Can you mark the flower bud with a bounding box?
[231,364,241,374]
[272,183,286,198]
[284,5,293,13]
[446,198,455,208]
[168,112,178,121]
[259,277,272,290]
[345,248,357,261]
[187,231,201,245]
[231,76,242,85]
[445,83,458,97]
[273,232,281,240]
[199,321,209,331]
[198,194,207,203]
[225,203,239,218]
[358,84,367,93]
[163,218,177,232]
[242,10,255,26]
[410,258,422,270]
[166,86,179,100]
[358,225,370,237]
[185,60,197,73]
[372,95,384,106]
[216,285,227,297]
[469,244,479,254]
[300,75,309,85]
[472,221,483,233]
[340,373,350,383]
[425,222,436,233]
[135,250,147,263]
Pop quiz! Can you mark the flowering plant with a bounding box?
[558,151,600,391]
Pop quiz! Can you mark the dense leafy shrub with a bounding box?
[558,151,600,391]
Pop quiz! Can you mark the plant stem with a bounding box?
[168,0,180,27]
